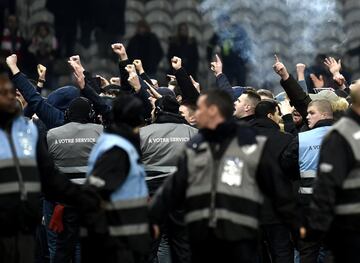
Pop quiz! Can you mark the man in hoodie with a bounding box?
[140,95,197,263]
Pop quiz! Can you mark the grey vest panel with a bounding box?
[331,117,360,215]
[331,117,360,161]
[140,123,197,176]
[47,122,103,175]
[185,136,266,227]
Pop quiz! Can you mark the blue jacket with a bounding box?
[12,72,79,129]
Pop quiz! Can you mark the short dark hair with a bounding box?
[202,89,234,119]
[243,90,261,107]
[255,100,280,118]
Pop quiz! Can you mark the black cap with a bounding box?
[155,95,180,114]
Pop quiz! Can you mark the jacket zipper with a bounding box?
[6,131,27,201]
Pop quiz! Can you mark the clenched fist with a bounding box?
[133,59,144,74]
[112,43,128,61]
[171,56,182,71]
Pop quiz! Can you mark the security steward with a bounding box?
[306,80,360,263]
[81,94,151,263]
[45,97,103,263]
[150,89,299,263]
[281,100,334,262]
[140,95,197,263]
[1,55,100,263]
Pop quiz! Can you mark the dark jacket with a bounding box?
[150,120,299,241]
[216,73,236,101]
[280,74,312,123]
[250,118,296,225]
[174,67,199,105]
[11,73,80,129]
[309,109,360,234]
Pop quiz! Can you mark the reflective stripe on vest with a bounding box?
[144,165,177,174]
[104,197,148,210]
[335,203,360,215]
[185,136,266,229]
[186,183,263,203]
[58,166,88,174]
[331,118,360,215]
[300,170,316,179]
[185,208,259,229]
[299,187,313,194]
[0,158,37,169]
[0,182,41,194]
[86,133,149,236]
[109,223,148,236]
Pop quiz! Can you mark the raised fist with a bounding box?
[133,59,144,73]
[171,56,182,70]
[6,54,17,67]
[37,64,47,80]
[128,72,141,93]
[112,43,127,60]
[296,63,306,73]
[125,64,136,75]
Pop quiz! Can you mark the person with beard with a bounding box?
[149,89,299,263]
[127,20,163,77]
[0,54,99,263]
[81,94,151,263]
[140,95,197,263]
[168,23,199,78]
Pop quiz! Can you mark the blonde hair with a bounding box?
[331,98,349,112]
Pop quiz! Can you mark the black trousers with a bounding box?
[81,234,146,263]
[328,229,360,263]
[190,233,257,263]
[262,224,294,263]
[0,233,35,263]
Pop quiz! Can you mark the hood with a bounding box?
[47,86,80,111]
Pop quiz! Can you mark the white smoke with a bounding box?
[199,0,346,93]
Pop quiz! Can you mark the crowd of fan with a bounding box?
[1,30,357,261]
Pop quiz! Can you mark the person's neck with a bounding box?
[0,111,18,130]
[207,116,225,130]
